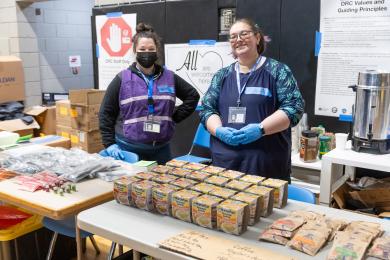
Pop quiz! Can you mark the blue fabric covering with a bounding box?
[43,217,91,238]
[288,185,316,204]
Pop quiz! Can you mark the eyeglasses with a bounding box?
[229,30,254,42]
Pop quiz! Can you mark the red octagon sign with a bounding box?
[101,17,133,57]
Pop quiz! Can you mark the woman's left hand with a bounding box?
[234,124,263,144]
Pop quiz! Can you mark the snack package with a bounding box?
[152,174,178,184]
[246,185,274,217]
[225,180,253,191]
[323,218,347,241]
[151,165,174,174]
[166,159,188,168]
[289,210,324,221]
[218,170,245,180]
[204,175,230,187]
[186,171,210,182]
[170,178,198,189]
[288,225,331,256]
[0,169,19,181]
[342,221,382,242]
[209,187,237,199]
[152,184,176,215]
[113,176,140,206]
[367,236,390,260]
[182,162,207,171]
[170,168,192,178]
[271,215,305,232]
[201,165,225,175]
[192,195,223,229]
[259,229,289,245]
[327,235,370,260]
[231,192,262,225]
[131,180,155,211]
[261,178,288,208]
[239,175,266,185]
[171,189,201,222]
[262,227,296,238]
[217,199,249,235]
[134,171,159,180]
[191,183,217,194]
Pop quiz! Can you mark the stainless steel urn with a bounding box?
[351,70,390,153]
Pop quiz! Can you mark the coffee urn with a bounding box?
[350,70,390,153]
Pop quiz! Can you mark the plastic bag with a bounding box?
[0,206,31,229]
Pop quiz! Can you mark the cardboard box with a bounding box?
[56,100,71,127]
[70,104,100,131]
[333,183,390,217]
[24,106,56,135]
[0,118,40,137]
[69,89,105,106]
[70,129,103,153]
[56,125,72,139]
[0,56,25,103]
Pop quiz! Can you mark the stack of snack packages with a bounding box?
[113,159,289,236]
[260,210,389,259]
[328,221,383,260]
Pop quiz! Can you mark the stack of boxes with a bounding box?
[55,89,105,153]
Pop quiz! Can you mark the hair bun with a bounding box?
[136,23,154,33]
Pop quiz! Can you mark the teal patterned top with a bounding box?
[199,58,305,127]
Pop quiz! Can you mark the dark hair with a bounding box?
[231,18,267,55]
[132,23,162,63]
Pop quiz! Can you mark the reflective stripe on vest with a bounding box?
[120,95,175,105]
[123,115,173,125]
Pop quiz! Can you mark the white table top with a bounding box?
[78,200,389,260]
[322,148,390,172]
[291,153,322,171]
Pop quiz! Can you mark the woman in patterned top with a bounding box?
[199,18,304,181]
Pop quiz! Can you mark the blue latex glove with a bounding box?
[106,144,125,160]
[216,127,245,146]
[234,124,263,145]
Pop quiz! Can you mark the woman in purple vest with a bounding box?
[99,23,199,164]
[200,18,304,181]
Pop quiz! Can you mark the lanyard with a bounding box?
[235,56,261,106]
[139,71,155,115]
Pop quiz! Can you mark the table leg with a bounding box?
[0,241,12,260]
[75,215,82,260]
[320,159,344,206]
[133,250,141,260]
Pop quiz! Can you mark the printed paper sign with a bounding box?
[165,42,235,102]
[315,0,390,117]
[96,13,136,90]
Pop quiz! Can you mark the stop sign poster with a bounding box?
[96,13,136,90]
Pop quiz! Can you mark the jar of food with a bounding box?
[299,130,318,162]
[319,135,331,159]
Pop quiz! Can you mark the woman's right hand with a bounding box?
[106,144,125,160]
[215,127,245,146]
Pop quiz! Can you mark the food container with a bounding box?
[192,195,223,229]
[299,130,318,162]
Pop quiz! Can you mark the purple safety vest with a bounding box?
[119,69,176,143]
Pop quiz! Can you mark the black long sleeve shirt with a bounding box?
[99,63,200,148]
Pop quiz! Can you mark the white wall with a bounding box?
[1,0,94,106]
[32,0,95,94]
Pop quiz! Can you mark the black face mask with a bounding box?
[136,52,158,68]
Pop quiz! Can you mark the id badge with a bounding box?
[143,119,161,133]
[228,107,246,124]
